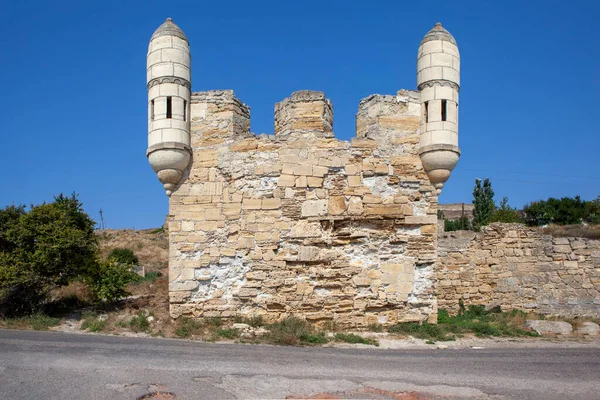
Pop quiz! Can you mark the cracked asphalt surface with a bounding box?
[0,329,599,399]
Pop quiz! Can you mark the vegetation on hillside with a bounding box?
[0,194,139,317]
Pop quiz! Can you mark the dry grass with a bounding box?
[541,224,600,239]
[96,228,169,273]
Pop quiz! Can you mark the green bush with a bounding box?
[489,197,522,223]
[107,248,139,265]
[334,333,378,346]
[444,217,471,231]
[0,194,98,317]
[267,316,312,346]
[523,196,597,226]
[86,258,138,303]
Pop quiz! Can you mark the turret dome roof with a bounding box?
[151,18,188,43]
[420,22,456,46]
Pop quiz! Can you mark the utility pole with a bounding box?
[99,209,106,230]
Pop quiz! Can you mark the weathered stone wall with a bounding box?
[438,224,600,317]
[167,89,441,327]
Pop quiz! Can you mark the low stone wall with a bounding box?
[437,223,600,317]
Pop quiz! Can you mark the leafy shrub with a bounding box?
[444,217,471,231]
[267,316,312,346]
[86,259,138,303]
[489,197,522,223]
[107,248,139,265]
[334,333,378,346]
[523,196,595,226]
[0,194,97,317]
[305,332,330,344]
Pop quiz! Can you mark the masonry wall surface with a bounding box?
[166,89,441,327]
[438,223,600,317]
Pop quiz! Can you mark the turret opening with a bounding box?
[441,100,447,122]
[183,99,187,121]
[151,100,154,121]
[424,101,429,123]
[166,96,172,119]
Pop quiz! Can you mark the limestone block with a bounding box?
[329,196,346,215]
[348,176,362,187]
[348,197,364,215]
[278,174,296,187]
[262,198,282,209]
[301,200,328,217]
[289,220,322,238]
[405,215,437,225]
[524,320,573,335]
[307,177,323,187]
[312,166,329,177]
[295,175,308,187]
[576,322,600,336]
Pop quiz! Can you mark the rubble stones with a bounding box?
[524,320,573,335]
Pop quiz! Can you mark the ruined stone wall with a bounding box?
[438,224,600,317]
[166,89,441,327]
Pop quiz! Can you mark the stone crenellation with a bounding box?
[438,224,600,317]
[144,19,463,327]
[167,88,441,327]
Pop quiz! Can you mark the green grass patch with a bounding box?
[174,317,204,338]
[80,312,106,332]
[216,328,239,339]
[128,311,151,333]
[388,305,540,342]
[132,271,163,285]
[1,313,61,331]
[334,333,379,346]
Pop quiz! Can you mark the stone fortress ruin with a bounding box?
[145,17,488,326]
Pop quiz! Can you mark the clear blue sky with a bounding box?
[1,0,598,229]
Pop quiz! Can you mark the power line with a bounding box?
[461,168,600,180]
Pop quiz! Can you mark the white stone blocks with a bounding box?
[442,41,459,57]
[173,63,191,82]
[420,40,443,56]
[434,85,454,100]
[430,52,453,67]
[442,67,460,85]
[417,54,430,71]
[418,66,443,86]
[161,48,190,66]
[428,100,442,122]
[147,50,161,66]
[148,35,172,53]
[158,83,180,97]
[162,128,190,144]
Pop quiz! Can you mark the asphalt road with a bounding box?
[0,329,599,400]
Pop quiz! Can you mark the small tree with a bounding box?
[472,178,495,231]
[0,194,98,316]
[489,197,522,223]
